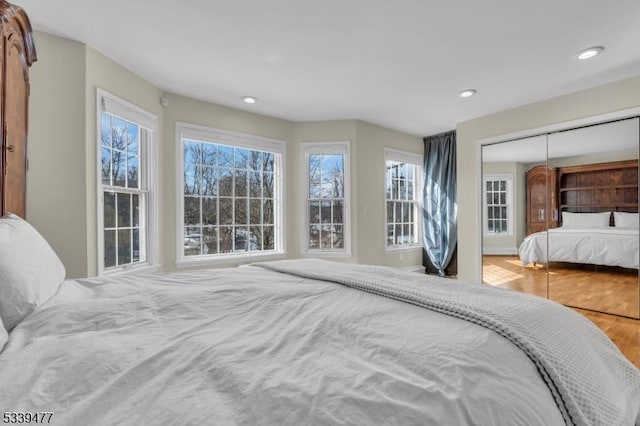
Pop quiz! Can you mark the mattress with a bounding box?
[0,261,636,425]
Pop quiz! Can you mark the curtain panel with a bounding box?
[423,131,457,276]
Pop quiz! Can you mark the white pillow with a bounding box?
[0,214,65,330]
[561,211,611,229]
[614,211,639,229]
[0,317,7,352]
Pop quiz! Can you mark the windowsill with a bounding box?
[385,244,422,253]
[101,263,161,277]
[175,251,287,269]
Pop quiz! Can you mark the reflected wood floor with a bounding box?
[483,255,640,368]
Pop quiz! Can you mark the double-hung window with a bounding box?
[177,123,285,265]
[385,149,422,249]
[98,89,157,274]
[483,174,513,235]
[302,142,351,255]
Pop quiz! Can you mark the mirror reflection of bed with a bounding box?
[481,118,640,318]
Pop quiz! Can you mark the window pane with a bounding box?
[111,117,126,151]
[501,206,507,219]
[402,202,410,222]
[202,197,217,225]
[249,226,262,251]
[102,148,111,185]
[219,168,233,197]
[309,155,321,198]
[394,224,402,245]
[101,113,111,147]
[132,194,140,227]
[184,196,200,225]
[263,199,274,225]
[112,151,126,187]
[407,181,414,201]
[500,180,506,191]
[387,201,394,224]
[219,198,233,225]
[234,227,248,251]
[202,143,217,166]
[132,229,140,262]
[127,155,139,188]
[234,199,248,225]
[320,225,332,249]
[309,225,320,248]
[321,174,334,198]
[248,151,262,171]
[332,200,343,224]
[392,178,399,200]
[407,165,415,181]
[249,172,262,197]
[184,140,201,164]
[184,227,201,256]
[219,226,233,253]
[309,201,320,224]
[104,230,116,268]
[118,229,131,265]
[117,193,131,227]
[320,201,331,224]
[126,122,138,155]
[500,193,506,205]
[263,173,274,198]
[219,146,234,168]
[385,166,392,199]
[250,199,262,225]
[104,192,116,228]
[395,202,402,224]
[332,225,344,249]
[203,227,218,254]
[387,225,394,245]
[487,207,494,219]
[486,181,492,191]
[408,224,415,244]
[493,193,499,204]
[235,148,249,169]
[493,181,499,191]
[184,164,199,195]
[235,170,247,197]
[263,153,274,172]
[263,226,275,250]
[488,220,494,232]
[201,166,217,196]
[402,224,410,244]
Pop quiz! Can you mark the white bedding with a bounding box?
[0,266,566,426]
[519,227,639,269]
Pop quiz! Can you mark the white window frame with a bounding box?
[483,173,514,236]
[301,141,351,257]
[384,148,423,252]
[175,122,286,267]
[96,88,159,276]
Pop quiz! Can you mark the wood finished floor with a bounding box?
[483,255,640,369]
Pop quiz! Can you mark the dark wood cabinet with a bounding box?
[0,0,36,218]
[557,160,639,220]
[526,165,558,235]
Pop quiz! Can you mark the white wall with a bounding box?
[457,75,640,281]
[27,31,423,277]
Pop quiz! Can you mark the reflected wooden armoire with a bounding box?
[526,165,558,235]
[0,0,37,218]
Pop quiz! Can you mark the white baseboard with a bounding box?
[482,247,518,256]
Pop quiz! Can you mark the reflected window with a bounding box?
[99,90,156,274]
[303,142,350,254]
[483,174,513,235]
[178,125,284,261]
[385,149,422,249]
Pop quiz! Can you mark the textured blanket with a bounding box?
[254,259,640,426]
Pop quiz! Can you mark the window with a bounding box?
[97,89,157,274]
[302,142,350,254]
[483,174,513,235]
[385,149,422,249]
[177,123,284,264]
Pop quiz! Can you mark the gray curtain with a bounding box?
[423,131,457,276]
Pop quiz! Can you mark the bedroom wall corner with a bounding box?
[27,31,88,278]
[456,74,640,281]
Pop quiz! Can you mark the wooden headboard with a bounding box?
[0,0,37,218]
[557,159,639,225]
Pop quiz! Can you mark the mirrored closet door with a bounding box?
[481,117,640,319]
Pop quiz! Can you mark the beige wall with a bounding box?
[27,32,87,278]
[457,75,640,281]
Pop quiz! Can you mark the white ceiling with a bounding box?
[18,0,640,136]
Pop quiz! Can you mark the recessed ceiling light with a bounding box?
[459,89,477,98]
[576,46,604,60]
[242,96,258,104]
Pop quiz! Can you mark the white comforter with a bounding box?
[519,227,639,269]
[0,266,574,425]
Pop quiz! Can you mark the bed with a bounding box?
[1,4,640,425]
[519,212,640,269]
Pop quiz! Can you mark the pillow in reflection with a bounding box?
[613,211,639,229]
[561,211,611,229]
